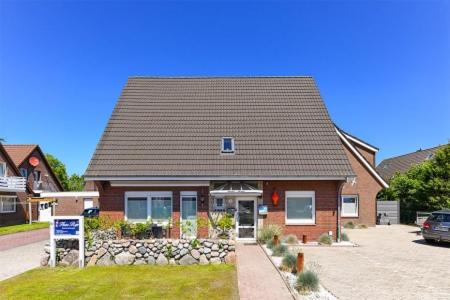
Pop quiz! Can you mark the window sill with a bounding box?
[341,215,359,218]
[0,211,16,214]
[285,221,316,226]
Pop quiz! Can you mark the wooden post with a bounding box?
[297,252,304,273]
[273,234,279,246]
[28,201,32,225]
[302,234,307,244]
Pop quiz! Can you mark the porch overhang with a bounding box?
[210,182,262,197]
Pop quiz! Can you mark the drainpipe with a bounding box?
[337,178,348,243]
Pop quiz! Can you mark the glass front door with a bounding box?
[237,199,256,240]
[181,194,197,238]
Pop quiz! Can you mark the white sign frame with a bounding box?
[49,216,85,268]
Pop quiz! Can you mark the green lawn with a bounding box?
[0,265,239,300]
[0,222,49,236]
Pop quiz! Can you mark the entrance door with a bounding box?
[236,199,256,240]
[181,192,197,238]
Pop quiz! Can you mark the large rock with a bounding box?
[97,247,107,259]
[60,250,79,267]
[211,251,219,257]
[156,253,168,265]
[180,248,189,257]
[204,241,213,248]
[224,252,236,264]
[211,244,219,251]
[199,254,209,265]
[87,254,98,266]
[128,245,138,254]
[115,252,135,265]
[97,253,114,266]
[210,257,221,264]
[203,247,211,254]
[40,254,49,267]
[179,254,197,265]
[191,249,200,259]
[147,256,156,265]
[138,246,147,255]
[134,259,146,265]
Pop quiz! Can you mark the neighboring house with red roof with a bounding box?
[376,145,445,181]
[85,76,387,241]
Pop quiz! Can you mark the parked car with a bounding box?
[422,210,450,243]
[81,207,100,218]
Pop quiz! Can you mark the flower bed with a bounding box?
[42,238,236,267]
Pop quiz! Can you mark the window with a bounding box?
[33,170,41,182]
[221,137,235,153]
[341,195,358,217]
[0,196,16,213]
[213,197,225,210]
[0,163,6,177]
[285,191,315,225]
[20,168,28,178]
[151,196,172,221]
[126,197,148,222]
[83,198,94,209]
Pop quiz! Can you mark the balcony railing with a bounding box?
[0,176,27,192]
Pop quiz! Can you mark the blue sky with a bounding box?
[1,0,449,175]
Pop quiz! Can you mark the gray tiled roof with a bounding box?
[377,145,444,180]
[85,77,355,178]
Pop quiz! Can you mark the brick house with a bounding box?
[85,76,387,241]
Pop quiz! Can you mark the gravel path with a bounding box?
[301,225,450,300]
[0,228,49,251]
[0,240,47,281]
[236,242,293,300]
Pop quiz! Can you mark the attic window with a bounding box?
[221,137,235,154]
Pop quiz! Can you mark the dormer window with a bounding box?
[221,137,235,154]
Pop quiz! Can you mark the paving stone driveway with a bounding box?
[302,225,450,300]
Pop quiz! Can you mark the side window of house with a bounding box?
[285,191,315,224]
[213,197,225,211]
[34,170,41,182]
[0,196,17,213]
[125,192,173,223]
[0,162,6,177]
[126,196,148,222]
[151,195,172,222]
[341,195,358,217]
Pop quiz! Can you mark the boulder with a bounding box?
[219,252,227,258]
[115,252,135,265]
[203,247,211,254]
[102,242,109,250]
[199,254,209,265]
[147,256,156,265]
[204,241,213,248]
[128,245,138,254]
[134,259,146,265]
[40,255,49,267]
[210,257,221,264]
[179,254,197,265]
[97,247,107,259]
[60,250,79,267]
[97,253,114,266]
[156,253,168,265]
[172,240,179,247]
[138,246,147,255]
[87,254,98,266]
[169,258,176,265]
[211,244,219,251]
[211,251,219,257]
[224,252,236,264]
[180,248,189,257]
[191,249,200,260]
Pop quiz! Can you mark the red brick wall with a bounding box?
[262,180,342,241]
[95,183,209,238]
[54,196,99,216]
[341,145,383,226]
[350,141,376,166]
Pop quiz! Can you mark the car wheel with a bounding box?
[424,238,435,244]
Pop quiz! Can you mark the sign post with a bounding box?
[49,216,84,268]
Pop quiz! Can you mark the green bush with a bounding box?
[280,252,297,272]
[257,224,282,243]
[343,221,355,229]
[272,244,288,256]
[341,232,350,241]
[131,222,149,239]
[296,270,319,292]
[217,214,233,231]
[283,234,298,245]
[266,239,276,249]
[84,217,100,231]
[318,233,332,245]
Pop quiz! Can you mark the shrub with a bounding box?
[98,216,116,230]
[280,252,297,272]
[283,234,298,245]
[272,244,288,256]
[266,239,276,249]
[257,224,282,243]
[217,213,233,231]
[341,232,350,241]
[131,222,149,239]
[343,221,355,229]
[84,217,100,231]
[296,270,319,292]
[318,233,332,245]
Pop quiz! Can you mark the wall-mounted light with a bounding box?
[271,190,280,206]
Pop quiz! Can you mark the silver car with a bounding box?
[422,210,450,243]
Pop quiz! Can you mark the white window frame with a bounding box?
[285,191,315,225]
[124,191,173,224]
[0,196,17,213]
[221,137,235,154]
[213,197,225,211]
[0,162,6,177]
[341,195,359,217]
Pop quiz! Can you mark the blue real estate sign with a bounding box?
[54,219,80,236]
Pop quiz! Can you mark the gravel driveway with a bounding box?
[301,225,450,300]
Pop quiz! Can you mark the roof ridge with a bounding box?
[381,145,444,162]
